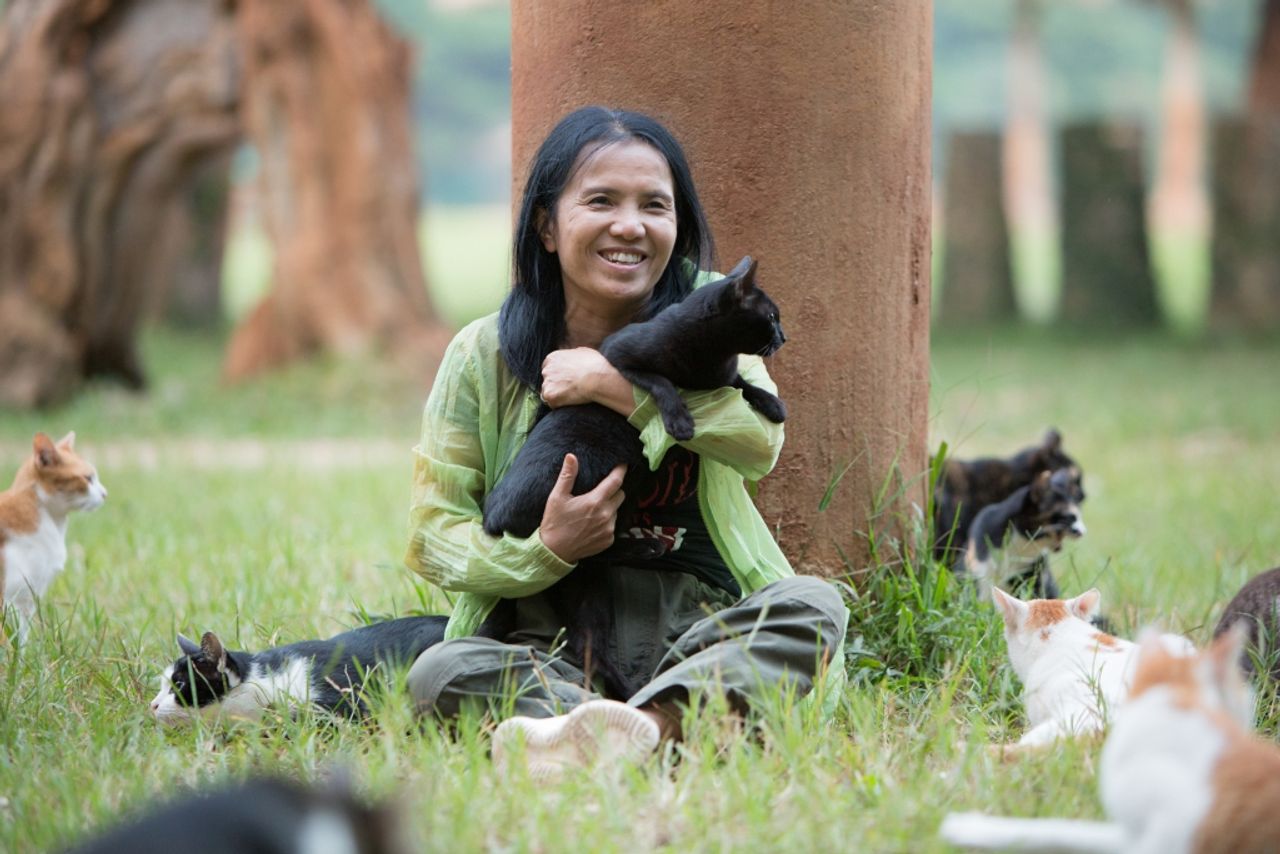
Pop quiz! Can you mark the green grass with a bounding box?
[2,318,1279,850]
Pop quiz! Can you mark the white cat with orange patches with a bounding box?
[942,627,1272,853]
[0,432,106,640]
[991,587,1193,749]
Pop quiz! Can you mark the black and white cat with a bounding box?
[963,468,1087,600]
[481,254,786,539]
[67,774,407,854]
[149,616,448,725]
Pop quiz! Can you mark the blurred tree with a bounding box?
[222,0,451,382]
[165,153,233,328]
[1003,0,1058,322]
[1148,0,1208,243]
[940,130,1016,324]
[0,0,240,407]
[1060,122,1161,326]
[1206,0,1280,332]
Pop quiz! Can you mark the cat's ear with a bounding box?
[1042,428,1062,453]
[1207,622,1249,683]
[200,631,227,672]
[56,431,76,450]
[731,257,759,299]
[1205,622,1255,726]
[177,633,201,657]
[1027,470,1051,503]
[991,587,1028,629]
[1068,588,1102,621]
[32,432,60,468]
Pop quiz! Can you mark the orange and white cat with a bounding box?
[991,586,1194,749]
[941,627,1270,853]
[1,432,106,640]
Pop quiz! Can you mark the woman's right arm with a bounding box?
[404,331,578,598]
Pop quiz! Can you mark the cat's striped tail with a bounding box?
[939,812,1123,853]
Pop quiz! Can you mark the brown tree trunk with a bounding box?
[1208,117,1280,332]
[223,0,450,382]
[940,130,1016,325]
[0,0,240,407]
[1149,0,1208,240]
[1248,0,1280,116]
[1060,121,1160,327]
[164,152,233,328]
[512,1,932,577]
[1003,0,1058,323]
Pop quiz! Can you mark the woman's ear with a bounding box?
[536,209,556,253]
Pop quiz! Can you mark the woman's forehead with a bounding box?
[565,139,674,193]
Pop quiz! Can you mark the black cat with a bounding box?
[149,616,449,724]
[1214,566,1280,679]
[482,255,785,539]
[933,428,1084,562]
[481,256,786,698]
[67,775,405,854]
[962,467,1087,600]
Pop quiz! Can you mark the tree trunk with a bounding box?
[1149,0,1208,240]
[1208,117,1280,332]
[1003,0,1058,323]
[512,1,932,577]
[223,0,450,382]
[1248,0,1280,116]
[1060,121,1160,327]
[0,0,240,407]
[940,130,1016,325]
[164,151,233,328]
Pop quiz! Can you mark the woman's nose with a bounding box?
[609,208,644,239]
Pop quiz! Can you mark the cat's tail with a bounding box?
[939,812,1123,853]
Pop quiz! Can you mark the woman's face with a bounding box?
[541,139,677,322]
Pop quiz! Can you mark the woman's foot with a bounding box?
[491,699,660,780]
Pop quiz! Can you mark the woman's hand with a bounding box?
[540,348,635,416]
[538,454,626,564]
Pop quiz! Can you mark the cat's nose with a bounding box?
[149,700,159,714]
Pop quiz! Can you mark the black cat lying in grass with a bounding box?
[481,255,786,698]
[962,467,1087,600]
[932,428,1084,562]
[149,616,448,725]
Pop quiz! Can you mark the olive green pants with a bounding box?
[407,573,848,720]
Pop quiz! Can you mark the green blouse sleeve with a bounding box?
[626,352,784,481]
[404,328,575,597]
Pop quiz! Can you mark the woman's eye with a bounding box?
[587,195,610,206]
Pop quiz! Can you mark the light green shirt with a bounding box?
[404,310,795,641]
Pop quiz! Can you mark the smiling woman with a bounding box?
[401,105,847,781]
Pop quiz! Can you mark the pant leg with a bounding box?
[627,575,849,712]
[407,636,602,720]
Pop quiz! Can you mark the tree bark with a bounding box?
[1003,0,1057,323]
[512,1,932,577]
[940,130,1016,325]
[0,0,240,407]
[1149,0,1208,240]
[1248,0,1280,116]
[1060,121,1160,327]
[222,0,450,382]
[164,152,233,328]
[1208,117,1280,332]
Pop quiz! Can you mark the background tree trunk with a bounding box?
[512,1,932,577]
[1060,121,1160,327]
[940,130,1016,325]
[1149,0,1208,241]
[1003,0,1058,323]
[0,0,240,407]
[164,152,233,328]
[1248,0,1280,115]
[223,0,450,382]
[1208,117,1280,332]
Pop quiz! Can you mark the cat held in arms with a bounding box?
[480,255,787,698]
[942,625,1272,854]
[1,432,107,641]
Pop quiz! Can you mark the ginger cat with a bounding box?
[1,432,106,640]
[942,627,1270,853]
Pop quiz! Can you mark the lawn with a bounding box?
[2,300,1279,849]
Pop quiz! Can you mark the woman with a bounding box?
[404,106,847,778]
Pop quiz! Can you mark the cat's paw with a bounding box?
[662,410,695,442]
[742,387,787,423]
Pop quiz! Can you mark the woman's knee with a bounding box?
[406,637,501,710]
[761,576,850,646]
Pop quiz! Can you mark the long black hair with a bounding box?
[498,106,715,389]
